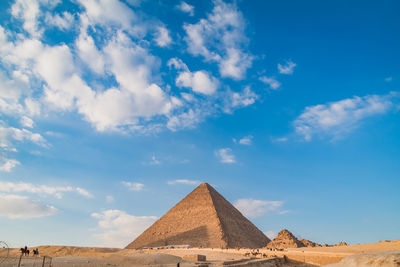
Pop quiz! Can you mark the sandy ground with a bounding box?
[2,239,399,266]
[288,239,400,253]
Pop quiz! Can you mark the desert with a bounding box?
[2,239,400,266]
[1,183,399,266]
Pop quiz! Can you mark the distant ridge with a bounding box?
[125,183,270,249]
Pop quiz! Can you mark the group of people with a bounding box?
[20,246,39,256]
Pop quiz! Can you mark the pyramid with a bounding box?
[266,229,305,249]
[125,183,270,249]
[299,238,321,247]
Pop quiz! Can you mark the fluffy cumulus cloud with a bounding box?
[294,92,398,141]
[167,179,201,185]
[176,1,194,16]
[215,148,236,163]
[230,86,258,109]
[45,11,74,30]
[0,121,47,171]
[154,26,172,47]
[0,158,20,172]
[1,1,174,134]
[183,0,252,80]
[260,76,281,90]
[92,209,157,248]
[0,181,94,199]
[234,199,283,218]
[0,0,282,158]
[278,61,296,75]
[168,58,219,95]
[0,122,46,148]
[122,181,144,191]
[0,194,58,219]
[20,116,34,128]
[238,135,253,145]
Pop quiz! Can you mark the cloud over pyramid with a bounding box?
[125,183,270,249]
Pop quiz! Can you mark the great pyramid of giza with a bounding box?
[125,183,270,249]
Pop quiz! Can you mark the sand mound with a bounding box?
[324,251,400,267]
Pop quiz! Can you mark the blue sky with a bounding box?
[0,0,399,248]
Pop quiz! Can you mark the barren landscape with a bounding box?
[2,239,399,266]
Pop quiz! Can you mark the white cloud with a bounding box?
[238,135,253,145]
[0,181,94,199]
[75,30,105,75]
[278,61,296,75]
[167,179,201,185]
[176,1,194,16]
[154,26,172,47]
[106,195,114,203]
[122,181,144,191]
[1,3,179,133]
[260,76,281,90]
[385,77,392,82]
[0,158,20,172]
[0,122,47,170]
[34,31,175,132]
[234,199,283,218]
[183,0,252,80]
[25,98,41,116]
[0,122,47,148]
[0,70,29,116]
[77,0,139,34]
[215,148,235,163]
[76,187,94,199]
[20,116,34,128]
[92,209,157,248]
[0,194,58,219]
[169,58,219,95]
[11,0,42,37]
[294,93,398,141]
[231,86,258,109]
[167,109,203,131]
[264,231,277,240]
[272,137,288,143]
[0,0,262,136]
[45,11,74,30]
[176,70,219,95]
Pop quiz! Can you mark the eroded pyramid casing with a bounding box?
[125,183,270,249]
